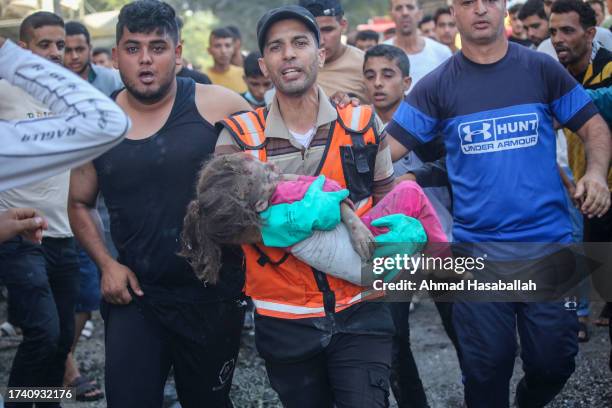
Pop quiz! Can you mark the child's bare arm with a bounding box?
[340,203,374,261]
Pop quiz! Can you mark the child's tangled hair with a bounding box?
[179,153,264,284]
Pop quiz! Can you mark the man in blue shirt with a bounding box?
[385,0,611,405]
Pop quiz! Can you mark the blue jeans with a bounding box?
[453,301,578,408]
[561,166,589,317]
[75,247,101,313]
[0,237,79,408]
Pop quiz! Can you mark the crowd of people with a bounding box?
[0,0,611,407]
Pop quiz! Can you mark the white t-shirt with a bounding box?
[384,36,452,93]
[537,26,612,59]
[289,128,316,149]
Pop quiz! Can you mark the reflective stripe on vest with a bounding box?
[252,289,379,319]
[219,109,267,161]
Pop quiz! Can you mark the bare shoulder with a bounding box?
[195,84,252,124]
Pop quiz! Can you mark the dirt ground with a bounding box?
[1,298,610,408]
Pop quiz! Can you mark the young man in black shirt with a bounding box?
[68,2,250,407]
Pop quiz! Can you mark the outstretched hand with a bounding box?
[0,208,47,244]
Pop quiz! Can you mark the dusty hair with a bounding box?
[179,153,264,284]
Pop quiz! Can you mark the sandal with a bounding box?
[80,320,94,340]
[67,375,104,402]
[578,320,590,343]
[0,322,20,337]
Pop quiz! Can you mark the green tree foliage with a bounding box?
[191,0,389,51]
[180,10,217,70]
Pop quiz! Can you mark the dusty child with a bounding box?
[180,153,447,285]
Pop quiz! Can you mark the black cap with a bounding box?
[256,5,321,54]
[298,0,344,17]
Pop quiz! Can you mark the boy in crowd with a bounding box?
[418,15,437,40]
[206,27,246,93]
[241,51,272,109]
[363,44,457,407]
[355,30,380,51]
[518,0,550,47]
[92,47,112,68]
[508,3,532,47]
[434,7,459,53]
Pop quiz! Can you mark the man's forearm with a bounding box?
[69,205,114,269]
[582,116,612,177]
[410,158,449,188]
[388,134,410,161]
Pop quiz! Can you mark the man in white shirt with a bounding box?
[0,13,119,402]
[0,35,128,243]
[384,0,452,93]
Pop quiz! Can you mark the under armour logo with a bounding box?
[462,122,492,142]
[564,297,577,311]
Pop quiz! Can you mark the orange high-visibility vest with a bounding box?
[219,105,380,319]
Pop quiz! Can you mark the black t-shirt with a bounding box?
[95,77,243,304]
[177,66,212,85]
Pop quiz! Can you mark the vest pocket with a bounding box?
[340,144,378,203]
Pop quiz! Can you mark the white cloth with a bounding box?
[0,40,129,192]
[384,36,452,93]
[0,40,129,236]
[537,26,612,59]
[289,127,316,148]
[291,223,368,286]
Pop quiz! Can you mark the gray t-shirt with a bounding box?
[90,64,123,97]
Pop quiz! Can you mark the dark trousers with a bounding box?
[390,301,460,408]
[583,196,612,371]
[0,237,79,408]
[265,333,392,408]
[609,302,612,372]
[453,301,578,408]
[103,299,245,408]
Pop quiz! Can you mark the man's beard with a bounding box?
[274,62,318,97]
[121,71,175,104]
[76,59,90,76]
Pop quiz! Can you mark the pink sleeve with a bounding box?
[270,176,343,205]
[361,181,449,255]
